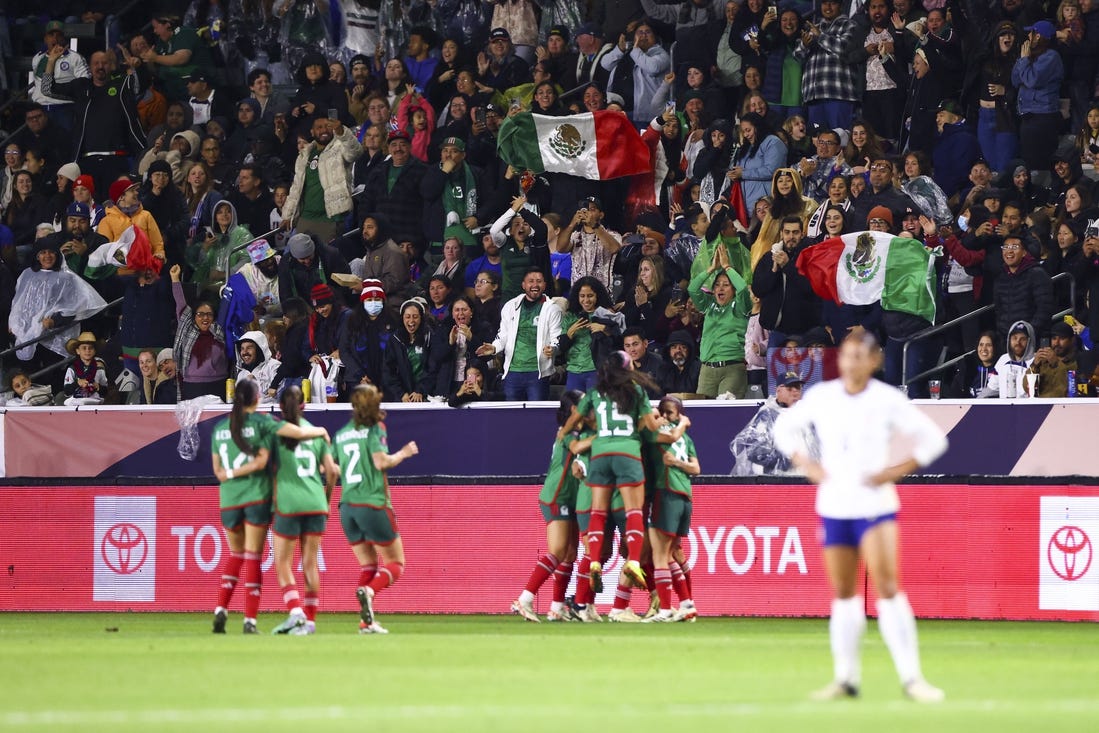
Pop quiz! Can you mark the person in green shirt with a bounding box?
[689,242,753,398]
[512,390,593,623]
[143,15,210,102]
[335,384,420,634]
[270,387,339,636]
[210,379,330,635]
[555,277,623,393]
[690,203,753,285]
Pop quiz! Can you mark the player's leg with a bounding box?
[359,535,405,633]
[213,519,246,633]
[550,520,579,620]
[617,479,647,586]
[585,484,612,593]
[271,529,307,634]
[513,512,568,622]
[241,520,270,633]
[862,520,944,703]
[298,530,323,633]
[644,526,676,623]
[813,529,864,700]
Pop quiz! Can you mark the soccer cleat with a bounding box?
[359,620,389,634]
[589,561,603,594]
[242,620,258,634]
[903,679,945,704]
[290,621,316,635]
[808,681,860,701]
[608,608,643,623]
[545,609,570,622]
[511,598,541,623]
[642,590,660,619]
[271,611,306,635]
[642,610,675,623]
[674,600,698,623]
[622,560,646,588]
[212,609,227,634]
[356,586,376,626]
[576,604,603,623]
[559,604,582,622]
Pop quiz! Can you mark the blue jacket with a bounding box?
[737,134,788,211]
[932,123,981,199]
[1011,49,1064,115]
[218,272,258,343]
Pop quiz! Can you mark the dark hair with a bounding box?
[568,276,612,314]
[844,119,885,166]
[904,150,931,177]
[247,67,271,86]
[523,266,545,279]
[557,389,585,427]
[780,215,804,229]
[6,368,30,391]
[238,163,264,184]
[278,386,304,450]
[622,326,647,343]
[596,350,659,415]
[476,269,500,288]
[770,169,805,219]
[658,394,684,418]
[821,203,848,234]
[229,378,259,455]
[450,294,476,317]
[282,297,309,323]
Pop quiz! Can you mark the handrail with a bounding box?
[0,85,31,122]
[0,296,123,359]
[901,272,1075,388]
[906,349,975,387]
[0,121,28,151]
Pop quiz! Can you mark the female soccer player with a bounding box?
[210,379,330,634]
[512,390,591,622]
[334,384,419,634]
[560,352,661,595]
[773,333,948,703]
[270,387,339,635]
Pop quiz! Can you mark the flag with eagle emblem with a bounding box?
[496,111,651,180]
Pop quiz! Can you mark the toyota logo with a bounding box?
[101,523,149,575]
[1047,525,1092,582]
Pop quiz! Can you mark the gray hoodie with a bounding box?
[981,319,1036,398]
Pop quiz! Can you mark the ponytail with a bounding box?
[230,379,259,455]
[279,385,304,449]
[350,383,385,428]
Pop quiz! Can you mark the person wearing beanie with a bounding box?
[67,173,107,228]
[278,231,352,306]
[866,205,894,233]
[57,162,81,186]
[96,178,166,269]
[150,348,180,404]
[339,278,395,393]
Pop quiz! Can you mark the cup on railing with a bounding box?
[1025,372,1039,399]
[928,380,941,399]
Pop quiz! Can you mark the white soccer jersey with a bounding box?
[773,379,948,520]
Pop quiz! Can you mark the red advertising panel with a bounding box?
[2,485,1097,621]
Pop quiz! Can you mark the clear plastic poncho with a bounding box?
[175,395,225,461]
[729,398,796,477]
[9,265,108,361]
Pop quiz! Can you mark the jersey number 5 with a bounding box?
[294,445,317,478]
[597,402,634,438]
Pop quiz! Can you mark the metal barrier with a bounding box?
[901,272,1075,388]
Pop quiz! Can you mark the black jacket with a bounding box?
[227,189,275,242]
[658,330,701,395]
[339,311,395,389]
[359,158,427,241]
[277,241,351,305]
[419,161,494,243]
[994,256,1054,340]
[427,316,495,395]
[751,241,822,335]
[40,70,145,159]
[383,329,437,400]
[141,183,190,263]
[270,319,311,389]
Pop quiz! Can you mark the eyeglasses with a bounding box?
[475,278,493,285]
[1001,244,1023,251]
[4,149,19,155]
[195,311,215,318]
[818,139,839,147]
[869,218,889,226]
[869,164,892,172]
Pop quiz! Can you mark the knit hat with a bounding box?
[65,201,90,219]
[57,162,81,182]
[147,159,172,177]
[867,205,893,228]
[349,54,371,69]
[360,278,386,301]
[73,174,95,191]
[237,97,260,116]
[156,348,174,366]
[246,238,277,265]
[287,233,315,259]
[108,178,138,203]
[310,283,334,306]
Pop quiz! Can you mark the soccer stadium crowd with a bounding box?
[1,0,1099,406]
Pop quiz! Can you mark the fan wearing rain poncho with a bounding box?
[8,238,108,375]
[729,371,805,476]
[186,199,253,301]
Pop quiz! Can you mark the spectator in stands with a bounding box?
[994,232,1054,342]
[1029,320,1097,396]
[846,0,911,143]
[479,27,531,91]
[169,264,228,400]
[248,68,291,125]
[343,214,410,317]
[40,45,144,201]
[730,370,804,476]
[219,239,282,342]
[850,158,916,228]
[305,283,349,368]
[796,0,858,130]
[12,105,70,167]
[266,297,311,397]
[288,51,352,136]
[29,22,89,133]
[143,15,211,103]
[420,137,491,262]
[153,348,180,403]
[472,269,503,339]
[278,232,351,305]
[425,41,465,113]
[430,295,493,397]
[730,112,787,215]
[558,22,611,91]
[979,321,1035,398]
[355,131,424,241]
[842,120,885,176]
[658,328,701,395]
[46,201,106,279]
[689,242,752,397]
[973,22,1022,175]
[602,19,671,127]
[1012,21,1065,172]
[383,297,437,401]
[622,326,664,392]
[139,161,188,263]
[557,196,623,291]
[226,164,274,240]
[98,179,166,268]
[404,26,440,89]
[556,276,623,391]
[693,118,736,206]
[797,127,851,203]
[281,116,361,244]
[223,98,271,164]
[133,348,169,405]
[234,330,281,401]
[465,233,503,296]
[116,261,174,371]
[929,100,981,201]
[188,200,251,300]
[750,168,818,268]
[4,172,50,253]
[752,216,821,347]
[490,194,553,301]
[183,72,230,127]
[339,279,395,393]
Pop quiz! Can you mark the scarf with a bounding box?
[192,330,217,367]
[71,358,99,397]
[441,163,477,220]
[119,202,141,216]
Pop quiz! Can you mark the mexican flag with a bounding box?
[85,225,162,279]
[796,231,939,323]
[497,111,651,180]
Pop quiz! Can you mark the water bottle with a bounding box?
[1003,366,1016,398]
[1067,370,1076,398]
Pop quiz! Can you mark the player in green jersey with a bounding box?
[512,390,593,623]
[335,384,419,634]
[561,352,661,596]
[270,387,340,635]
[646,396,700,623]
[210,379,330,634]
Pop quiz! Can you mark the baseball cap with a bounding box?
[65,201,90,219]
[441,136,465,152]
[936,99,962,115]
[1024,20,1056,39]
[184,72,210,84]
[606,92,626,108]
[779,371,805,387]
[387,129,411,143]
[484,103,501,116]
[575,22,603,38]
[489,27,511,42]
[1009,323,1030,337]
[548,25,569,42]
[578,196,603,211]
[1050,321,1075,339]
[45,20,65,34]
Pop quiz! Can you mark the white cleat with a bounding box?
[642,610,675,623]
[608,607,643,623]
[673,601,698,622]
[545,608,571,622]
[809,680,860,701]
[511,598,541,623]
[903,678,945,704]
[576,604,603,623]
[359,620,389,634]
[290,621,316,635]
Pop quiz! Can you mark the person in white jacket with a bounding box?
[281,117,362,244]
[476,268,561,401]
[235,330,282,401]
[773,332,949,704]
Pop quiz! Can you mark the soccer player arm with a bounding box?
[373,441,419,471]
[212,447,270,483]
[662,448,701,476]
[321,451,339,501]
[568,434,594,456]
[558,406,587,441]
[654,415,691,443]
[277,422,331,443]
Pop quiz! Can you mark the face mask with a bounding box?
[956,215,968,232]
[363,300,384,317]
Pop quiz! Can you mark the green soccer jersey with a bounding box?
[577,385,650,458]
[649,425,696,498]
[510,298,541,372]
[561,312,596,374]
[273,419,331,515]
[539,431,581,507]
[335,420,391,507]
[211,412,280,509]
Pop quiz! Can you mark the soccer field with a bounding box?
[1,614,1096,732]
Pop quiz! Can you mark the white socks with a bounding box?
[830,596,866,686]
[518,590,535,605]
[876,592,922,684]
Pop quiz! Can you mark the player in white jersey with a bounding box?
[773,332,948,704]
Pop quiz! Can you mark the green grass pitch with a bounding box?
[1,614,1096,732]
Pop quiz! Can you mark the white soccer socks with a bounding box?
[876,592,922,685]
[830,596,867,686]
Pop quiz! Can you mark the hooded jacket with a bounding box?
[187,199,252,295]
[96,201,166,264]
[931,121,981,199]
[692,118,736,204]
[980,319,1036,398]
[289,52,352,135]
[344,214,411,314]
[657,329,701,395]
[993,254,1053,341]
[749,167,819,269]
[282,123,362,222]
[235,329,281,397]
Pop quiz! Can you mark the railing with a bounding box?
[901,272,1075,389]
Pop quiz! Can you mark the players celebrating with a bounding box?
[774,333,949,703]
[335,384,419,634]
[210,379,329,634]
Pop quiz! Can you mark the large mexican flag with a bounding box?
[796,231,939,323]
[496,111,651,179]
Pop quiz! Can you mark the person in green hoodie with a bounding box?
[187,199,253,301]
[688,240,752,398]
[690,202,753,286]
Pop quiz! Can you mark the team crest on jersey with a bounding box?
[309,159,319,170]
[844,232,881,283]
[548,124,586,159]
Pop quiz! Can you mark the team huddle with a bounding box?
[209,379,418,635]
[512,352,700,624]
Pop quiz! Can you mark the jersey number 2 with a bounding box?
[341,444,363,483]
